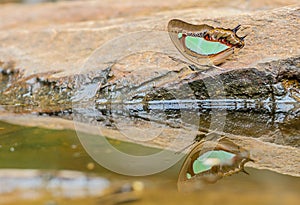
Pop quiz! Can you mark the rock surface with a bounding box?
[0,1,299,78]
[0,1,299,177]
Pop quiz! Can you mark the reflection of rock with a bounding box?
[0,169,144,204]
[0,169,110,202]
[99,181,144,205]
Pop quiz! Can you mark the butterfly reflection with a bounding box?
[177,137,254,192]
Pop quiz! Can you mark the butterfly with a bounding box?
[177,137,254,192]
[168,19,246,66]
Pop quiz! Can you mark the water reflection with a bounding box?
[177,137,253,192]
[0,121,299,205]
[91,98,300,148]
[0,170,110,199]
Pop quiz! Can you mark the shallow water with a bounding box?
[0,120,299,205]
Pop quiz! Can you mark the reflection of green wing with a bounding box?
[193,160,211,174]
[199,150,235,161]
[192,151,236,174]
[185,36,229,55]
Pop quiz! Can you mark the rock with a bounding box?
[0,0,298,29]
[0,1,299,176]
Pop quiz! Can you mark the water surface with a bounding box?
[0,120,299,205]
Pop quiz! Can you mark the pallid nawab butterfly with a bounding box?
[177,137,254,192]
[168,19,246,66]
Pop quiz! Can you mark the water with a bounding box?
[0,120,299,205]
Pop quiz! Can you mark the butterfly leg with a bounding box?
[207,63,225,71]
[168,55,213,72]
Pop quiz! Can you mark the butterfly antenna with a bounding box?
[194,133,206,142]
[232,24,241,33]
[241,168,250,175]
[240,34,248,40]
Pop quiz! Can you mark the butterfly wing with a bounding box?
[209,47,235,65]
[168,19,242,66]
[168,19,214,66]
[177,140,221,192]
[177,138,253,192]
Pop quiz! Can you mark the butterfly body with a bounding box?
[168,19,246,66]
